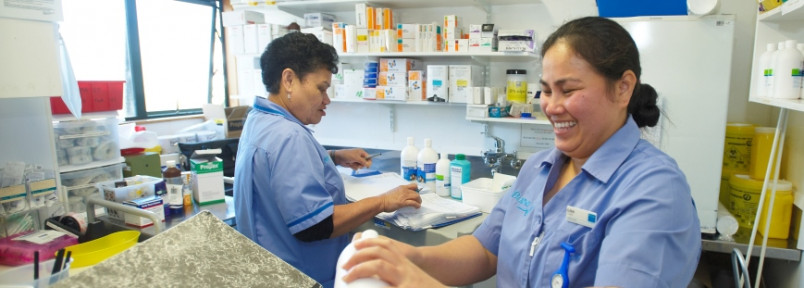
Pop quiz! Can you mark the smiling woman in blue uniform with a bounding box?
[339,17,701,288]
[233,32,422,288]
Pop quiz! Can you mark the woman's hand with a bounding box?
[342,234,447,288]
[380,183,422,212]
[332,148,371,170]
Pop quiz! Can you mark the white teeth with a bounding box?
[553,121,577,129]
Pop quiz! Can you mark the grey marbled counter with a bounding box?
[53,211,321,288]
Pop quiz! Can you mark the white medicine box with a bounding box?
[448,65,484,103]
[190,149,225,205]
[98,175,165,221]
[122,195,165,228]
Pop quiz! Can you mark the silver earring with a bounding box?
[287,92,291,99]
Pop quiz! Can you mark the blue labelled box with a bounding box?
[596,0,687,18]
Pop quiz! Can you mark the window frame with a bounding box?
[124,0,229,121]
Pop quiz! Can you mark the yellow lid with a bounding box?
[754,126,775,135]
[730,174,792,193]
[726,123,755,137]
[729,174,763,192]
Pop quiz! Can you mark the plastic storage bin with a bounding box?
[53,117,122,170]
[61,163,125,214]
[0,258,72,287]
[97,175,165,220]
[0,230,78,266]
[461,173,516,213]
[50,80,125,114]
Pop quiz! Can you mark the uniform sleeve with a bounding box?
[267,129,336,235]
[593,165,701,288]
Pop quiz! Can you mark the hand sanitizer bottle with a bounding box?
[334,230,389,288]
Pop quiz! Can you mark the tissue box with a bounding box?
[190,149,225,205]
[122,195,165,228]
[461,173,516,213]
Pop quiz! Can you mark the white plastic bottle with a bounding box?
[417,138,438,192]
[772,40,803,99]
[400,137,419,182]
[767,42,784,98]
[435,153,451,197]
[334,229,389,288]
[757,43,776,98]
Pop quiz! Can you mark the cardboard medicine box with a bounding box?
[99,175,165,220]
[191,149,225,205]
[122,195,165,228]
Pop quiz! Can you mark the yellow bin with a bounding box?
[64,230,140,268]
[758,180,794,239]
[722,123,754,176]
[750,127,778,180]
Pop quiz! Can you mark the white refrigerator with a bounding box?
[615,15,736,234]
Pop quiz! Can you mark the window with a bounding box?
[61,0,227,120]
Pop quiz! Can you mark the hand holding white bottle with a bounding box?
[334,230,389,288]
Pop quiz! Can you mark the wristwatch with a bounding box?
[551,242,575,288]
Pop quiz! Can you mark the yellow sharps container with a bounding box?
[758,180,794,239]
[729,174,795,240]
[750,127,777,180]
[722,123,755,176]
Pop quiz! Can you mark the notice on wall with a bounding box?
[0,0,62,22]
[520,125,555,151]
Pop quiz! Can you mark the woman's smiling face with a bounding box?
[539,39,630,160]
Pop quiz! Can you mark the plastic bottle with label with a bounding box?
[334,229,389,288]
[163,160,184,215]
[771,40,803,99]
[417,138,438,192]
[757,43,776,98]
[450,154,471,200]
[400,137,419,182]
[435,153,451,197]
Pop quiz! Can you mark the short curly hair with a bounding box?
[260,32,339,94]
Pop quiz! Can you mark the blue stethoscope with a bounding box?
[551,242,575,288]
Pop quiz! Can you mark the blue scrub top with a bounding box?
[474,116,701,288]
[234,97,349,288]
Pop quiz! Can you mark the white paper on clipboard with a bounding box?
[341,170,481,231]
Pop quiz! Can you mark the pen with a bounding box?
[33,251,39,281]
[365,153,382,160]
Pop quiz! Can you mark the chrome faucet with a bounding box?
[483,135,523,175]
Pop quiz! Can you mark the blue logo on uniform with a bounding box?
[511,190,533,216]
[588,213,597,223]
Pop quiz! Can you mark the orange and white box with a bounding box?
[444,15,458,28]
[408,70,426,101]
[377,85,407,101]
[379,71,407,86]
[380,58,421,73]
[397,38,415,52]
[397,24,417,39]
[332,22,347,53]
[356,28,369,53]
[355,3,370,28]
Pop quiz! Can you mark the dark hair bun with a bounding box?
[629,83,660,128]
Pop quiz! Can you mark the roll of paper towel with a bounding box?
[717,202,739,239]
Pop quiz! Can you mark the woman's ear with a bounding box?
[281,68,295,93]
[617,70,637,107]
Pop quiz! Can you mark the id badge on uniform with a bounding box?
[566,206,597,228]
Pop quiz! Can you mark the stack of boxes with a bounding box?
[301,13,335,46]
[222,10,268,105]
[468,24,495,52]
[377,58,420,101]
[443,15,466,52]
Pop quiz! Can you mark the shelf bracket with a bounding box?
[389,105,396,132]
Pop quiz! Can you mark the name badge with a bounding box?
[566,206,597,228]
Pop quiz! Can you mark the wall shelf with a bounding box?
[339,51,539,63]
[749,97,804,112]
[272,0,539,15]
[330,98,466,106]
[466,116,549,125]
